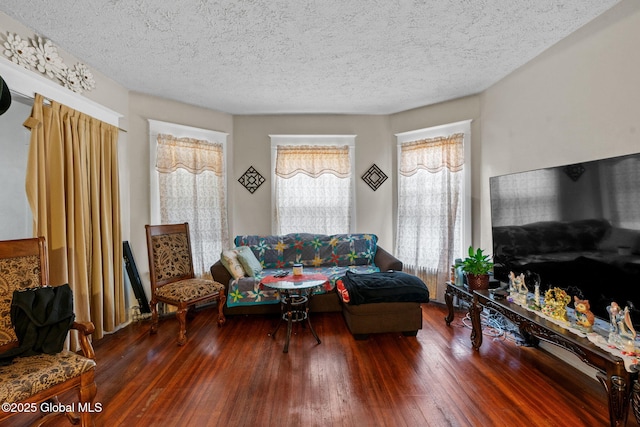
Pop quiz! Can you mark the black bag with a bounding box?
[0,284,75,366]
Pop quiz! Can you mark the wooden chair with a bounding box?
[145,223,226,345]
[0,237,96,427]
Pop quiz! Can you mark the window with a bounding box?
[270,135,356,235]
[602,157,640,229]
[490,168,561,227]
[149,120,229,277]
[395,121,471,301]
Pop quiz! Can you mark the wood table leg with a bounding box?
[306,306,321,345]
[470,296,483,350]
[283,310,293,353]
[632,379,640,425]
[596,362,635,427]
[444,287,454,325]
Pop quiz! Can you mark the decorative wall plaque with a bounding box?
[238,166,265,193]
[563,163,585,182]
[2,31,96,94]
[361,164,388,191]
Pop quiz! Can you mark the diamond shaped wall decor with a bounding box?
[563,163,585,182]
[362,164,388,191]
[238,166,265,193]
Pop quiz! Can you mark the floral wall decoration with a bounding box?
[2,31,96,94]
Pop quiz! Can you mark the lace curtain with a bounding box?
[490,168,561,227]
[156,134,229,277]
[601,156,640,229]
[396,133,464,301]
[274,145,352,235]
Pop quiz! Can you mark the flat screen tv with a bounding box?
[490,152,640,326]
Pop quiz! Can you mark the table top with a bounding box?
[473,288,629,368]
[260,273,329,291]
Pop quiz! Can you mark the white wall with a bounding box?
[390,96,482,246]
[232,114,395,250]
[479,0,640,249]
[127,92,234,299]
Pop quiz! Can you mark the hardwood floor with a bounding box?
[17,303,639,427]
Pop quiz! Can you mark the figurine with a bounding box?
[608,302,621,338]
[541,287,571,322]
[618,305,637,342]
[532,284,541,310]
[508,271,528,305]
[528,271,542,310]
[573,296,595,332]
[607,301,637,348]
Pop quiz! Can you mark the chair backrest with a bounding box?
[145,223,195,290]
[0,237,48,351]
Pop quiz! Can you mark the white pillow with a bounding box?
[235,246,263,277]
[220,249,246,280]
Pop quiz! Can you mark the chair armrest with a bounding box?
[210,261,231,293]
[374,246,403,272]
[71,321,96,360]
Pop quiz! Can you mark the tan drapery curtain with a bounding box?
[156,133,228,277]
[24,93,125,346]
[399,133,464,176]
[396,133,464,302]
[275,145,351,178]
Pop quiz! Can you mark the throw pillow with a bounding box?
[598,227,640,253]
[220,250,246,280]
[235,246,263,277]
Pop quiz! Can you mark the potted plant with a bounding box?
[456,246,494,290]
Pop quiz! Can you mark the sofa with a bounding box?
[210,233,428,338]
[492,218,640,324]
[211,233,401,315]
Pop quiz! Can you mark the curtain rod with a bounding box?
[9,88,127,133]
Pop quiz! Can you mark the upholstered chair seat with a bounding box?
[0,351,96,404]
[155,279,225,302]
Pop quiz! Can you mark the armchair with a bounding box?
[0,237,97,427]
[145,223,226,346]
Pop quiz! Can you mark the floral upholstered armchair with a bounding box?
[0,237,97,427]
[145,223,226,346]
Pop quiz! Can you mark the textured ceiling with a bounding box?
[0,0,621,115]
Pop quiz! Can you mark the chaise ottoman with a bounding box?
[337,270,429,339]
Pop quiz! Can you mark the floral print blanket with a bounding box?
[226,233,380,307]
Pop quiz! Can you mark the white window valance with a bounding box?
[399,133,464,176]
[156,133,223,176]
[275,145,351,179]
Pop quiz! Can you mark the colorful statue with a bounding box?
[573,296,595,332]
[607,301,637,349]
[542,287,571,322]
[618,306,636,341]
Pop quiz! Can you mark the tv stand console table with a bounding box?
[470,289,638,427]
